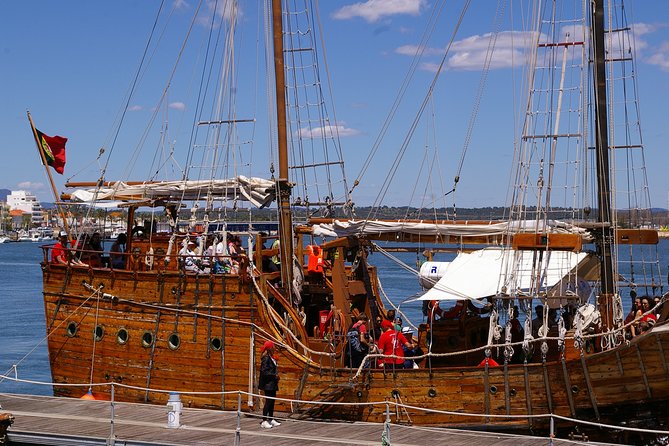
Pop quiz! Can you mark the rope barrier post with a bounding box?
[108,383,115,446]
[549,415,554,446]
[382,402,391,446]
[234,391,242,446]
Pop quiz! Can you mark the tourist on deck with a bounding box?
[227,234,242,274]
[52,231,88,266]
[400,327,423,368]
[213,236,231,273]
[110,233,127,269]
[270,238,281,272]
[654,296,664,320]
[344,314,370,369]
[531,305,544,339]
[625,297,641,338]
[82,232,103,268]
[372,315,383,342]
[298,306,307,326]
[259,340,281,429]
[51,231,70,264]
[180,240,208,274]
[638,297,657,334]
[378,319,414,369]
[509,305,524,363]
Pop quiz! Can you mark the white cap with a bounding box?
[59,230,68,237]
[401,326,414,335]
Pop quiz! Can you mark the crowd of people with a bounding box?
[342,309,424,370]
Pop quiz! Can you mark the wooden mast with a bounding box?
[591,0,615,330]
[271,0,294,293]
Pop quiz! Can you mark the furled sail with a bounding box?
[67,176,276,208]
[311,219,591,239]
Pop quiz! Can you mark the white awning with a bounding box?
[417,247,591,301]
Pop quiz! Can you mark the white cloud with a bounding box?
[173,0,189,10]
[169,102,186,111]
[399,30,538,72]
[298,124,361,139]
[197,0,241,27]
[646,42,669,71]
[17,181,45,191]
[333,0,426,23]
[128,105,143,112]
[400,22,664,73]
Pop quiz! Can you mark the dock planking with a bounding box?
[0,393,621,445]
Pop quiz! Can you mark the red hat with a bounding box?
[262,340,275,352]
[381,320,394,330]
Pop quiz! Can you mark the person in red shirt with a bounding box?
[377,319,414,369]
[51,231,69,264]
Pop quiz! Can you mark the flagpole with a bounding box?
[27,110,72,237]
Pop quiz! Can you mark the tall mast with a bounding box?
[272,0,294,293]
[591,0,615,330]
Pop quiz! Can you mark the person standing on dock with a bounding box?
[259,340,281,429]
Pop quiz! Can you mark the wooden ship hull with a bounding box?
[41,239,669,433]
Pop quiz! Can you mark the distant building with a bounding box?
[7,190,44,227]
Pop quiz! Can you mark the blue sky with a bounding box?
[1,0,668,209]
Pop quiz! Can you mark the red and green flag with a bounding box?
[36,129,67,174]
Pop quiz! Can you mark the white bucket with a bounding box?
[167,392,182,428]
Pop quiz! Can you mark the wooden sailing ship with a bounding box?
[38,0,669,440]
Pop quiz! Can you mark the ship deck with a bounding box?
[0,393,623,446]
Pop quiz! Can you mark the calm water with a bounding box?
[0,241,51,395]
[1,239,669,397]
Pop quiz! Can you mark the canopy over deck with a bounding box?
[417,247,592,302]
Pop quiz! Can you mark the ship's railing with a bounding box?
[39,243,251,275]
[1,375,668,444]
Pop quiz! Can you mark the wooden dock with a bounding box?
[0,393,623,445]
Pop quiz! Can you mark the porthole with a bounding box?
[168,333,181,350]
[571,385,580,394]
[117,328,129,345]
[489,385,498,395]
[66,322,78,337]
[94,325,104,342]
[142,331,154,348]
[210,337,223,351]
[427,388,437,398]
[509,388,517,397]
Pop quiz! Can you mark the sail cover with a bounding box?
[311,219,590,239]
[417,247,591,301]
[67,176,276,208]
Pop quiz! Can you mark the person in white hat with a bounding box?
[180,239,207,274]
[400,326,421,369]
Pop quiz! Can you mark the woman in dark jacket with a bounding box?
[259,340,280,428]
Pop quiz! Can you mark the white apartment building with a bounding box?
[7,190,44,226]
